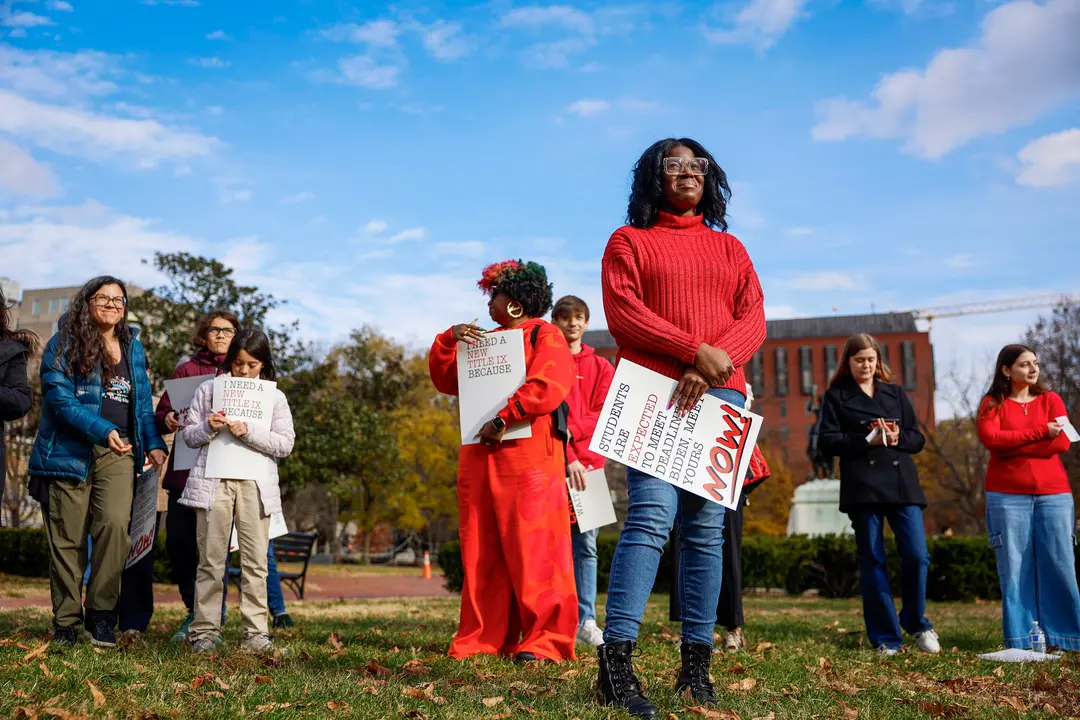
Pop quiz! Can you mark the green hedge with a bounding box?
[0,527,173,584]
[438,534,1003,602]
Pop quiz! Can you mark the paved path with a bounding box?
[0,573,453,610]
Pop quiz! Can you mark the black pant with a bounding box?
[118,512,160,632]
[668,498,746,630]
[166,488,199,612]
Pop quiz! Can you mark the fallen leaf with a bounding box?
[255,702,292,712]
[61,661,76,669]
[403,712,429,720]
[1043,703,1058,716]
[918,701,968,718]
[87,680,107,709]
[687,707,741,719]
[837,700,858,719]
[206,691,225,699]
[403,659,430,675]
[727,677,758,692]
[22,643,49,662]
[92,647,105,655]
[751,714,776,720]
[41,710,75,720]
[490,715,512,720]
[214,677,230,691]
[482,696,505,708]
[402,687,428,701]
[127,684,147,691]
[728,662,746,675]
[13,708,37,720]
[363,660,393,678]
[191,675,208,691]
[40,662,53,678]
[327,700,349,711]
[754,642,775,653]
[993,666,1005,678]
[254,675,274,685]
[999,696,1025,712]
[326,633,343,651]
[10,689,27,699]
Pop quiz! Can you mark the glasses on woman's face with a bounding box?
[663,157,709,176]
[90,295,127,308]
[207,327,237,338]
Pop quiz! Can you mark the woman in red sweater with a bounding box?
[596,138,765,718]
[977,344,1079,651]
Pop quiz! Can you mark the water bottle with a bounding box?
[1030,621,1046,654]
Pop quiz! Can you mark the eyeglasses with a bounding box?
[207,327,237,338]
[663,157,709,176]
[90,295,127,308]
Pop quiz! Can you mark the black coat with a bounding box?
[0,338,33,506]
[818,377,927,513]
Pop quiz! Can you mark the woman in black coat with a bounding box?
[0,286,37,519]
[818,333,939,656]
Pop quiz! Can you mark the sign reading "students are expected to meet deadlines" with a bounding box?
[589,361,763,510]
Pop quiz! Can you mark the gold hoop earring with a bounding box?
[507,301,524,319]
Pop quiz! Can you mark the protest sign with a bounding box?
[125,465,159,569]
[456,328,531,445]
[205,376,277,481]
[163,375,210,471]
[567,468,617,534]
[588,361,763,510]
[229,512,288,553]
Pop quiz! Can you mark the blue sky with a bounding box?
[0,0,1078,413]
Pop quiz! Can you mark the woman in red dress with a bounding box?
[429,260,578,662]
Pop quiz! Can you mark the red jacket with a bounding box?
[156,348,223,491]
[977,392,1071,495]
[564,343,615,469]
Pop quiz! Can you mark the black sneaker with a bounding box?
[52,625,79,647]
[88,615,117,648]
[272,613,294,629]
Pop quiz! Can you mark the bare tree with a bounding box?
[3,377,41,527]
[1025,302,1080,494]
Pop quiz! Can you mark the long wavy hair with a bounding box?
[981,344,1047,412]
[58,276,132,380]
[0,285,41,355]
[829,333,892,388]
[627,137,731,231]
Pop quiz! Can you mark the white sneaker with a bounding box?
[576,619,604,647]
[878,645,900,656]
[914,629,940,654]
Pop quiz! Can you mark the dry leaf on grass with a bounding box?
[42,708,79,719]
[127,684,147,691]
[754,642,775,652]
[254,675,274,685]
[999,696,1026,712]
[326,633,344,651]
[91,647,105,655]
[751,713,776,720]
[22,643,49,662]
[206,691,225,699]
[481,696,505,708]
[837,700,858,719]
[402,659,430,675]
[87,680,106,709]
[993,666,1005,678]
[40,662,52,678]
[327,700,349,711]
[10,689,27,699]
[728,662,746,675]
[686,707,742,719]
[61,661,76,669]
[255,702,292,712]
[215,677,230,691]
[727,677,758,692]
[363,660,393,678]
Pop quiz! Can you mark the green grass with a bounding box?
[1,595,1078,719]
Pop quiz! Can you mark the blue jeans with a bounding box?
[849,504,932,650]
[604,387,743,647]
[572,528,599,624]
[986,492,1080,651]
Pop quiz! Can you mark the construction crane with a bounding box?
[908,293,1079,329]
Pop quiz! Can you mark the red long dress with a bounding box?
[429,317,579,661]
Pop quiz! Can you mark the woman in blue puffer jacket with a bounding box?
[29,276,167,648]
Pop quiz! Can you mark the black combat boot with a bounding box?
[596,641,658,718]
[675,641,716,705]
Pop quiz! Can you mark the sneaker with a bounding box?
[878,645,900,656]
[171,612,195,643]
[88,616,117,648]
[914,629,941,654]
[722,628,744,653]
[52,625,79,647]
[272,613,294,629]
[577,619,604,647]
[192,636,223,653]
[240,634,275,654]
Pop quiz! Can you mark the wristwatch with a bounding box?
[491,416,506,432]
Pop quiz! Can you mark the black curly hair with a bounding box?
[627,137,731,231]
[477,260,554,319]
[58,275,132,380]
[0,285,41,354]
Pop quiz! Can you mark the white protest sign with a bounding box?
[205,376,277,481]
[1055,415,1079,443]
[164,375,210,471]
[229,511,288,553]
[588,361,763,510]
[567,468,617,533]
[456,328,531,445]
[125,467,159,569]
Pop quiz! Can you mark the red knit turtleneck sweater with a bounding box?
[601,211,766,392]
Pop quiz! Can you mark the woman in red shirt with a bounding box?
[597,138,765,718]
[977,344,1079,651]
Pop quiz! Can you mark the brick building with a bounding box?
[583,311,935,482]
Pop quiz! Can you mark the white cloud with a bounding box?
[0,46,123,100]
[319,20,399,47]
[218,236,267,275]
[211,178,252,204]
[280,190,314,205]
[188,57,231,69]
[1016,128,1080,187]
[420,20,474,61]
[386,227,427,244]
[0,89,219,167]
[703,0,810,51]
[7,28,27,38]
[1,9,55,28]
[47,1,75,11]
[784,271,863,291]
[521,37,595,69]
[206,105,224,116]
[363,218,388,234]
[0,139,58,197]
[812,0,1080,159]
[205,29,230,41]
[335,55,402,89]
[566,99,611,117]
[500,6,595,34]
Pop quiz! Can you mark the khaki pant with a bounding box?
[46,444,135,629]
[190,479,270,641]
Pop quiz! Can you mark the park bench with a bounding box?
[227,531,319,600]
